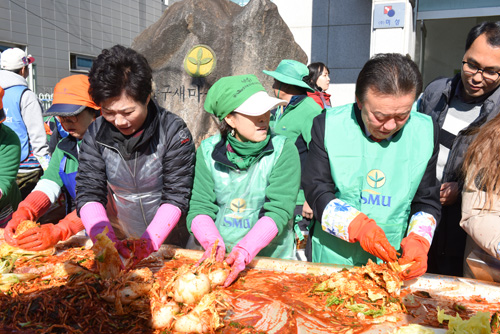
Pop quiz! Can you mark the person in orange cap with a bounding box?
[0,87,22,227]
[4,75,100,250]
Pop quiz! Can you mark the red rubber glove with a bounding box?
[348,213,397,263]
[398,232,430,281]
[4,191,51,246]
[15,210,85,251]
[16,224,62,251]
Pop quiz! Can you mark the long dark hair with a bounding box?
[463,112,500,210]
[304,62,329,92]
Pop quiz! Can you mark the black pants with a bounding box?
[427,202,466,277]
[16,169,43,200]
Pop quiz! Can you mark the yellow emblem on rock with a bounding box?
[367,169,386,189]
[183,45,216,77]
[230,198,246,213]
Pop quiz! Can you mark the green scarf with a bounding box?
[226,133,270,170]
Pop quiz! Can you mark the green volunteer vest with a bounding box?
[311,103,434,266]
[200,133,295,260]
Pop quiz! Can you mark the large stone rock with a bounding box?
[132,0,307,145]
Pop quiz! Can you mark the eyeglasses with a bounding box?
[57,115,78,124]
[462,61,500,83]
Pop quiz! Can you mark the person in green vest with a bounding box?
[4,75,100,251]
[187,74,300,287]
[302,53,441,281]
[0,87,22,227]
[263,59,323,260]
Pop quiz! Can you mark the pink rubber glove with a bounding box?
[80,202,130,258]
[126,203,181,267]
[191,214,226,264]
[223,216,278,287]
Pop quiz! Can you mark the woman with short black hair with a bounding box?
[76,45,195,267]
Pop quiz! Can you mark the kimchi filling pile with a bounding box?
[0,241,500,333]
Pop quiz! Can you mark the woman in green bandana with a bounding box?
[187,74,300,287]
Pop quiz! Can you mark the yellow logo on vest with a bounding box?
[230,198,246,213]
[224,198,251,229]
[366,169,386,188]
[361,170,391,207]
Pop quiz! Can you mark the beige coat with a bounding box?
[460,183,500,280]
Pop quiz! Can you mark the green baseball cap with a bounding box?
[204,74,286,120]
[263,59,314,92]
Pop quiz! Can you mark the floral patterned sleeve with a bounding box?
[406,211,437,245]
[321,198,362,242]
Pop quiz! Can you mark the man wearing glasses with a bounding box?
[419,21,500,277]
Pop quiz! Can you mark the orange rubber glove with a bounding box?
[348,213,397,263]
[15,210,84,251]
[398,232,430,281]
[4,191,52,246]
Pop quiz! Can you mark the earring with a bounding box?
[230,128,235,137]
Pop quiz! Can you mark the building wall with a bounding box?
[273,0,372,106]
[0,0,165,94]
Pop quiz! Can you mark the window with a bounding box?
[70,53,95,73]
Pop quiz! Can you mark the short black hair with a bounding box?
[355,53,422,103]
[465,21,500,51]
[304,62,329,91]
[88,45,152,106]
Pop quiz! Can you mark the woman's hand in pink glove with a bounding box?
[191,215,226,265]
[223,246,249,287]
[122,239,154,268]
[197,240,226,265]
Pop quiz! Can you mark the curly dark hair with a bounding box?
[88,45,152,105]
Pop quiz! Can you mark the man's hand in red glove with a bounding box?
[4,191,51,246]
[398,232,431,281]
[223,247,248,287]
[348,213,397,263]
[122,239,155,268]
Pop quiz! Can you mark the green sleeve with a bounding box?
[263,138,301,235]
[186,148,219,231]
[301,98,323,146]
[0,125,21,197]
[40,146,65,187]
